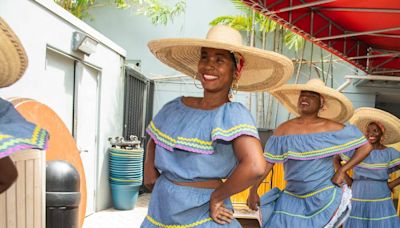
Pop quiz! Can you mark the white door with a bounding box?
[74,62,99,216]
[44,50,75,132]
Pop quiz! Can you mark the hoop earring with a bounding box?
[193,74,203,89]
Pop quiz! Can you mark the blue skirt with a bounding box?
[344,180,400,228]
[141,175,242,227]
[260,185,346,227]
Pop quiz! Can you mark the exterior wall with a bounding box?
[0,0,126,211]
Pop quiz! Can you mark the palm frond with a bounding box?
[210,15,251,31]
[230,0,252,13]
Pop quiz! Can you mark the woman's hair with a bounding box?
[229,52,238,71]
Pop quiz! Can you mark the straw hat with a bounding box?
[271,79,354,123]
[349,107,400,145]
[0,17,28,88]
[148,25,293,91]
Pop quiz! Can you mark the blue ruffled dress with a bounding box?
[141,97,259,227]
[341,147,400,227]
[0,98,49,158]
[260,125,368,227]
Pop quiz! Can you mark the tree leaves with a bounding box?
[53,0,186,25]
[209,0,304,52]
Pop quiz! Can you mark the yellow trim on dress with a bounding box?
[284,186,335,198]
[145,215,213,228]
[352,197,392,202]
[150,122,177,143]
[176,137,212,146]
[341,154,400,169]
[211,124,257,134]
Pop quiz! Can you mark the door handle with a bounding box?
[79,149,89,153]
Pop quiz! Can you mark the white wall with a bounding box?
[0,0,126,211]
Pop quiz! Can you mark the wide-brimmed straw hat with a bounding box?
[349,107,400,145]
[148,25,293,91]
[0,17,28,88]
[271,79,354,123]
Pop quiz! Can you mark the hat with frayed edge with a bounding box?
[148,25,293,91]
[271,79,354,123]
[349,107,400,145]
[0,17,28,88]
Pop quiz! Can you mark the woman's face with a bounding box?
[366,122,384,144]
[297,91,322,115]
[197,47,237,93]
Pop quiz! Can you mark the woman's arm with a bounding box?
[247,161,274,210]
[143,138,159,191]
[0,156,18,193]
[331,143,372,186]
[210,136,266,224]
[388,176,400,191]
[333,155,352,187]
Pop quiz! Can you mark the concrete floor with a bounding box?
[83,193,150,228]
[82,193,261,228]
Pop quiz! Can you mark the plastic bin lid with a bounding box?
[46,160,80,192]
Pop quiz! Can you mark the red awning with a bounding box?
[241,0,400,76]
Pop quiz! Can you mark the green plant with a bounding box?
[54,0,186,25]
[209,0,304,52]
[135,0,186,25]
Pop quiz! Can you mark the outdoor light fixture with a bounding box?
[72,31,98,55]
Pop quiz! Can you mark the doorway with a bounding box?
[74,62,100,216]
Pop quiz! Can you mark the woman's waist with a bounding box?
[352,179,391,199]
[162,174,223,189]
[283,184,338,199]
[171,178,223,189]
[285,179,334,195]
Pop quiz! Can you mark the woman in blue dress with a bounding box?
[338,107,400,227]
[247,79,373,227]
[141,25,294,227]
[0,17,49,193]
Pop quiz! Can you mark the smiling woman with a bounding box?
[340,108,400,227]
[140,25,293,227]
[247,79,373,228]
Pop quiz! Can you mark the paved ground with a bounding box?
[83,193,150,228]
[83,193,260,228]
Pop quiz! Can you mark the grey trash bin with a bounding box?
[46,160,81,228]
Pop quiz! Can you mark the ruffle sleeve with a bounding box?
[340,147,400,171]
[0,98,49,159]
[265,125,368,163]
[388,147,400,169]
[146,97,259,155]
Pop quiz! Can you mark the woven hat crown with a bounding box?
[306,79,325,87]
[0,17,28,88]
[205,25,243,46]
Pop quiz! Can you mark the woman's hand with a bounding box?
[246,190,260,211]
[345,176,353,188]
[143,162,159,191]
[0,157,18,193]
[331,168,345,187]
[210,194,233,225]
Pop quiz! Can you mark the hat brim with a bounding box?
[0,18,28,88]
[148,38,294,91]
[349,107,400,145]
[271,83,354,123]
